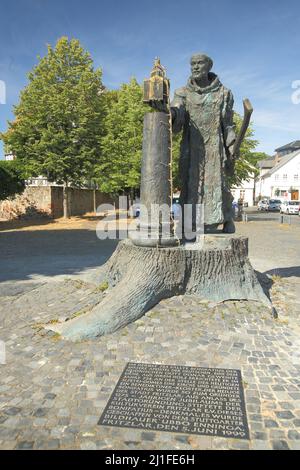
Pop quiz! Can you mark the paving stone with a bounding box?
[279,401,295,410]
[141,432,156,441]
[289,442,300,450]
[271,440,290,450]
[15,441,34,450]
[252,431,268,440]
[268,429,286,440]
[288,430,300,440]
[264,420,279,428]
[174,435,190,444]
[4,407,22,416]
[45,439,60,449]
[251,440,271,450]
[289,393,300,400]
[44,393,57,400]
[80,441,97,450]
[275,411,295,420]
[231,440,250,450]
[33,408,49,418]
[249,414,263,422]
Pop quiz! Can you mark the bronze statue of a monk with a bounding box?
[171,53,236,234]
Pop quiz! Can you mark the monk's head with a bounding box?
[190,53,213,81]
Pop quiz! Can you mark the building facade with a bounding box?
[231,175,255,207]
[255,148,300,201]
[4,153,15,161]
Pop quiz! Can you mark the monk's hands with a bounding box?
[148,99,169,114]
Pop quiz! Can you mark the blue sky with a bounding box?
[0,0,299,158]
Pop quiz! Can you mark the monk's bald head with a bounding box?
[190,53,213,71]
[190,53,213,83]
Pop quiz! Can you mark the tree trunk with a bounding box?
[93,189,96,214]
[49,235,272,341]
[63,183,69,219]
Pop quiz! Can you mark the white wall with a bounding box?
[232,176,255,206]
[256,151,300,200]
[4,154,15,161]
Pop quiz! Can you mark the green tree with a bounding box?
[0,160,25,201]
[229,113,269,186]
[1,37,105,217]
[96,78,148,198]
[171,130,182,192]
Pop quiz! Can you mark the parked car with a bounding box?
[267,199,282,212]
[280,201,300,215]
[257,199,269,211]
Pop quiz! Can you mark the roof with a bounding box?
[258,157,276,169]
[262,149,300,179]
[275,140,300,152]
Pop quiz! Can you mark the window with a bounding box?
[294,174,299,181]
[283,174,287,180]
[275,174,279,181]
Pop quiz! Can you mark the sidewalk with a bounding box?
[0,218,299,450]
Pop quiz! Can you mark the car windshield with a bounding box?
[269,200,281,204]
[289,201,300,206]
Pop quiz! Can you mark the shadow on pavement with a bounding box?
[256,267,300,312]
[0,217,56,231]
[255,270,274,302]
[264,266,300,278]
[0,229,119,283]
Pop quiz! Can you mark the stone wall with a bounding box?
[50,187,64,219]
[26,187,53,214]
[0,187,52,220]
[0,186,117,220]
[95,191,118,210]
[68,188,94,216]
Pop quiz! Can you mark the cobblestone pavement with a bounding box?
[0,219,300,450]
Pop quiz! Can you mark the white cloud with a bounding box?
[254,108,300,133]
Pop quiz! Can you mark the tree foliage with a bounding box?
[229,113,269,187]
[171,131,182,192]
[0,160,25,201]
[95,78,148,194]
[1,39,268,206]
[1,37,105,188]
